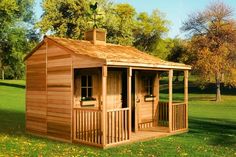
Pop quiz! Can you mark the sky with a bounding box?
[34,0,236,38]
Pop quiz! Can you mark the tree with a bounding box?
[104,3,136,45]
[38,1,169,50]
[182,2,236,101]
[133,10,170,58]
[0,0,38,79]
[167,38,188,82]
[37,0,110,39]
[38,1,136,45]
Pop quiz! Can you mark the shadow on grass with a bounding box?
[0,109,25,135]
[189,117,236,147]
[0,82,25,89]
[0,109,103,151]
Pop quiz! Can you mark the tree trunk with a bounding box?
[1,69,4,80]
[216,73,221,102]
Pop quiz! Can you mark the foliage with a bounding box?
[0,0,39,79]
[37,1,170,54]
[167,38,187,63]
[0,79,235,156]
[166,38,189,82]
[133,10,170,58]
[182,2,236,101]
[104,3,136,45]
[37,0,109,39]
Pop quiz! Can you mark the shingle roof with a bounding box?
[25,36,191,70]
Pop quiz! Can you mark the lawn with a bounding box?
[0,79,235,157]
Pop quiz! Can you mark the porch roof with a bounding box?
[26,36,191,70]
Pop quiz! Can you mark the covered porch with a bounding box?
[72,65,189,148]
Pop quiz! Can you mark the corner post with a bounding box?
[168,69,173,132]
[127,67,132,139]
[102,65,107,147]
[184,70,189,129]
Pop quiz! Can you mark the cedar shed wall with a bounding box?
[26,43,47,135]
[26,40,73,141]
[46,41,72,141]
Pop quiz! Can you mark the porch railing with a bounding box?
[171,102,187,131]
[73,108,102,146]
[158,102,169,126]
[158,102,187,132]
[106,107,130,145]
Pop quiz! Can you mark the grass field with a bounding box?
[0,79,235,157]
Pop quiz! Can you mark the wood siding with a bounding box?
[46,41,72,141]
[73,55,105,69]
[26,43,47,135]
[107,71,122,110]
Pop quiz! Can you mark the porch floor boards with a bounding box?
[130,126,170,143]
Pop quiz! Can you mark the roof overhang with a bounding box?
[106,61,192,70]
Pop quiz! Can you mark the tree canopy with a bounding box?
[182,2,236,101]
[0,0,39,79]
[37,0,170,55]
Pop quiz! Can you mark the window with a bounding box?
[81,75,92,98]
[144,77,153,96]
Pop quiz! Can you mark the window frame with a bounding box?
[143,77,154,96]
[81,75,93,99]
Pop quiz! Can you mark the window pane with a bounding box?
[88,75,92,87]
[88,88,92,97]
[150,78,153,86]
[149,87,153,95]
[81,76,87,87]
[81,88,87,97]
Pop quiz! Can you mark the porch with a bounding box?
[72,66,189,148]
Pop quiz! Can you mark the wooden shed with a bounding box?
[24,29,191,148]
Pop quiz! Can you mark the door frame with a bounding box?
[131,70,139,132]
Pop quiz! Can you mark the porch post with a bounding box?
[168,69,173,132]
[184,70,189,129]
[156,73,160,103]
[127,67,132,139]
[102,65,107,146]
[134,71,139,132]
[154,72,160,126]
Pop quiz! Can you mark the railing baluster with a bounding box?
[73,108,102,145]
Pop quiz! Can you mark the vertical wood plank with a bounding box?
[102,65,107,146]
[111,111,114,143]
[168,69,173,132]
[184,70,188,130]
[155,73,160,126]
[119,110,121,142]
[121,109,124,141]
[134,71,139,132]
[73,110,76,139]
[127,67,132,139]
[93,111,95,143]
[107,112,109,144]
[71,62,74,141]
[124,110,127,140]
[115,111,117,142]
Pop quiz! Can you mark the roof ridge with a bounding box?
[47,35,136,48]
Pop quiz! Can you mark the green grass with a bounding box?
[0,80,235,157]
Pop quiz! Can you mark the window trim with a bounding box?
[81,75,93,99]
